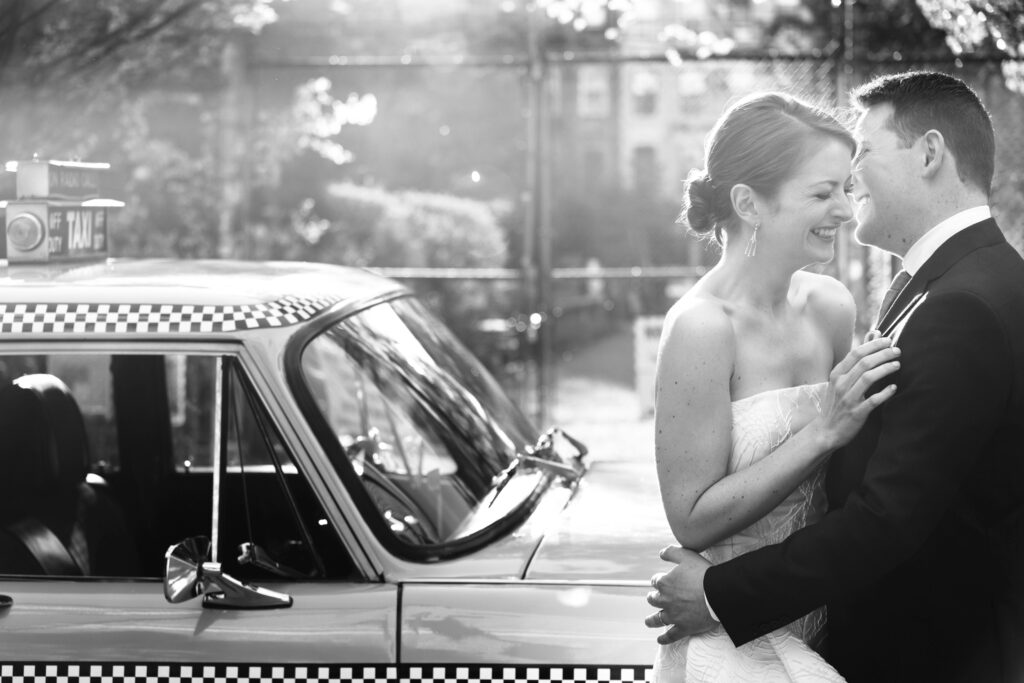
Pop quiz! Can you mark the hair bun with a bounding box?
[683,169,716,235]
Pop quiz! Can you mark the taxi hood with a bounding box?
[522,454,674,582]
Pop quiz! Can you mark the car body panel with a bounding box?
[525,459,673,581]
[0,580,398,662]
[400,582,653,665]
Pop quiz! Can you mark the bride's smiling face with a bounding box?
[757,137,855,266]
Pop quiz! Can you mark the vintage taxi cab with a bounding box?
[0,162,669,683]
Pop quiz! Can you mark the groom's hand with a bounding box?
[644,545,716,645]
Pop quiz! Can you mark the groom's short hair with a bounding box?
[852,70,995,195]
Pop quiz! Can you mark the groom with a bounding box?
[645,70,1024,682]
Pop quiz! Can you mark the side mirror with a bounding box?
[164,536,293,610]
[164,536,210,603]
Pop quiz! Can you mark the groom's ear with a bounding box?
[919,129,946,180]
[730,183,760,225]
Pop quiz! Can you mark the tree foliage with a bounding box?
[0,0,249,159]
[238,182,515,336]
[314,183,508,269]
[761,0,951,59]
[0,0,255,257]
[0,0,380,260]
[916,0,1024,92]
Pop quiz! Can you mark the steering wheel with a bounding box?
[358,460,440,545]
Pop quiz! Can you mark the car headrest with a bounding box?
[0,374,89,501]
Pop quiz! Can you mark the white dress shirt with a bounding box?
[902,205,992,276]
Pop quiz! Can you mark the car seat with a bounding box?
[0,374,139,576]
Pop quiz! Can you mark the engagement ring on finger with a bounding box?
[657,611,666,627]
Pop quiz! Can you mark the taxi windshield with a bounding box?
[297,296,542,554]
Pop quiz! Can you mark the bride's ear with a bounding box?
[730,183,761,227]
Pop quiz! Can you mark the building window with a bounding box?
[631,70,659,116]
[577,65,610,119]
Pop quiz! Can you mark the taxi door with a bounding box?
[0,349,398,669]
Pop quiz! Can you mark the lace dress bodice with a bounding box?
[701,382,829,642]
[653,382,842,682]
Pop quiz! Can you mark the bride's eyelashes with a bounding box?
[813,186,851,201]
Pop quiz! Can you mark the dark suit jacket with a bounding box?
[704,219,1024,682]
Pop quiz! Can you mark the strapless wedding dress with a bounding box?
[653,382,845,682]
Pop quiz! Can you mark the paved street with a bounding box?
[551,325,656,469]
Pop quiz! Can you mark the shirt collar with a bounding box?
[902,205,992,276]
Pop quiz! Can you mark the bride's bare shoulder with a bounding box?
[657,291,735,404]
[661,290,736,356]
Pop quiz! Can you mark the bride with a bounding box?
[651,92,901,681]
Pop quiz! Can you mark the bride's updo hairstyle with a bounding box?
[682,92,854,244]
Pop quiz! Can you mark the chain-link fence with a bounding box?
[257,53,1024,429]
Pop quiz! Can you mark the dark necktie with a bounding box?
[877,269,912,323]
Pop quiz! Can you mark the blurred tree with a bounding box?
[0,0,283,258]
[114,96,221,258]
[317,183,509,271]
[850,0,952,59]
[916,0,1024,92]
[766,0,1024,65]
[533,0,634,48]
[256,0,637,209]
[239,181,515,340]
[0,0,268,158]
[764,0,952,59]
[0,0,382,260]
[552,188,682,268]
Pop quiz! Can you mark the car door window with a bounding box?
[0,352,353,581]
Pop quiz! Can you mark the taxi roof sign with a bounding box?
[4,158,121,264]
[10,158,110,201]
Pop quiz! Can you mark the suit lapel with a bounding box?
[876,218,1005,334]
[879,291,926,339]
[832,218,1007,507]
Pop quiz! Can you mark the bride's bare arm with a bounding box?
[655,298,899,552]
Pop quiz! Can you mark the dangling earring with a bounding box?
[744,221,760,257]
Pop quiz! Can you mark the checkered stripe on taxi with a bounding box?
[0,296,342,334]
[0,663,653,683]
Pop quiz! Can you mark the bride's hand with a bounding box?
[812,336,901,452]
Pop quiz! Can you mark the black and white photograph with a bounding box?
[0,1,1022,682]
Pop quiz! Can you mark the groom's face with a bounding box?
[850,104,918,255]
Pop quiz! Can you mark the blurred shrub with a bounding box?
[243,182,517,343]
[318,183,507,267]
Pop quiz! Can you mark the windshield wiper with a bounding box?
[489,427,589,497]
